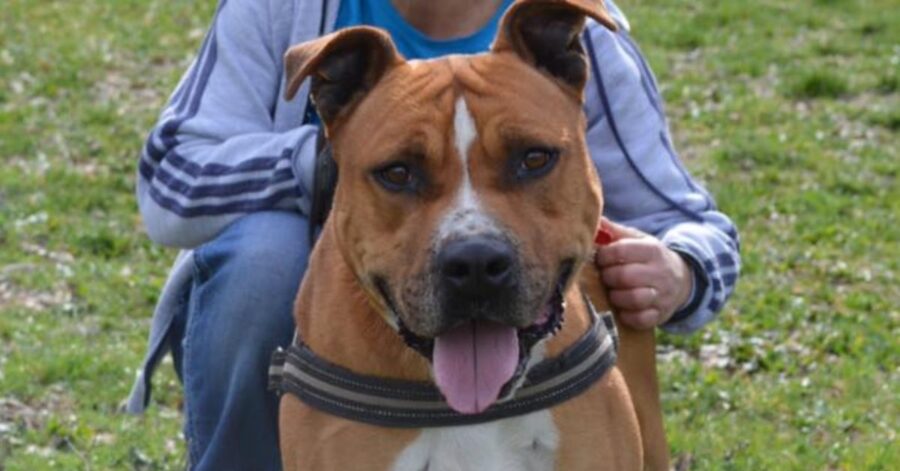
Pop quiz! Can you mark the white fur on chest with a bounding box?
[391,410,559,471]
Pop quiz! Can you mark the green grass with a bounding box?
[1,0,898,469]
[787,71,850,99]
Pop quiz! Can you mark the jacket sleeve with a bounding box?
[583,5,741,334]
[137,0,318,248]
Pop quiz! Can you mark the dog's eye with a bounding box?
[517,148,559,179]
[374,163,416,191]
[522,150,552,171]
[383,165,412,185]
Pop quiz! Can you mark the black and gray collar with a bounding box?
[269,297,618,428]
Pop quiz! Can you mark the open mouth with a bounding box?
[374,260,575,414]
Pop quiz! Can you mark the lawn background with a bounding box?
[1,0,897,469]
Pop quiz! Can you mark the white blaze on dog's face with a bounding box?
[283,0,617,413]
[435,97,501,242]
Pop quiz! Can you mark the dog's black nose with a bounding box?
[438,237,516,298]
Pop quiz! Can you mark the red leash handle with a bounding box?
[594,222,615,246]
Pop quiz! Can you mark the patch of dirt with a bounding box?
[92,48,191,119]
[0,244,75,311]
[0,280,72,311]
[0,387,76,445]
[673,453,694,471]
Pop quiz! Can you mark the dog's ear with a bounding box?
[492,0,617,96]
[284,27,403,127]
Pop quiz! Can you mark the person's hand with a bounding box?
[594,219,693,330]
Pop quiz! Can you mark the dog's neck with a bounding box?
[293,221,600,382]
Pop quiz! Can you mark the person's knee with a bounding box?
[198,211,311,281]
[188,211,311,357]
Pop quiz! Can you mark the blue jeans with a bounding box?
[170,211,310,470]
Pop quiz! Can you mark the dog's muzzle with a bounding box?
[377,235,576,415]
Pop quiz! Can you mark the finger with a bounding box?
[608,287,659,311]
[618,309,660,330]
[596,240,659,267]
[601,263,657,288]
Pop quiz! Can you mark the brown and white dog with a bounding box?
[278,0,668,469]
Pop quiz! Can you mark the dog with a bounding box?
[275,0,668,469]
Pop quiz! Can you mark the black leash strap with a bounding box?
[307,127,337,245]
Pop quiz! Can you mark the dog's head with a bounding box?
[285,0,616,414]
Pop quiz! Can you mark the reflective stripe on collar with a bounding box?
[269,297,618,428]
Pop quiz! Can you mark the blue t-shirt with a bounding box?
[334,0,515,60]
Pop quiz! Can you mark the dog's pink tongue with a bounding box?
[433,321,518,414]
